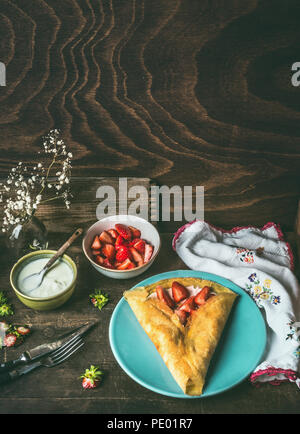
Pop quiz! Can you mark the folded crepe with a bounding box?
[124,277,237,396]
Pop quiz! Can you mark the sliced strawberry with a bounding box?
[128,226,141,239]
[92,249,101,256]
[108,228,118,239]
[16,326,30,336]
[144,243,153,263]
[91,235,102,250]
[115,245,130,262]
[117,258,134,270]
[115,235,128,250]
[172,281,189,303]
[179,296,195,313]
[115,224,132,240]
[175,309,188,325]
[156,285,175,309]
[132,238,145,254]
[194,286,211,306]
[99,231,114,244]
[102,258,114,269]
[95,255,104,265]
[102,244,115,261]
[4,333,17,347]
[126,262,136,269]
[130,247,144,267]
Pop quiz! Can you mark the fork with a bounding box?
[0,335,84,385]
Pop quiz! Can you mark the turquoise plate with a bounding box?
[109,270,267,398]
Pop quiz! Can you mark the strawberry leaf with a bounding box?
[89,290,109,311]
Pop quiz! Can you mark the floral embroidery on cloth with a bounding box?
[236,248,254,264]
[245,273,280,307]
[286,321,300,359]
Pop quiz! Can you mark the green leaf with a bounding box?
[80,365,103,381]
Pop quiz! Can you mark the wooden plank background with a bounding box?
[0,0,299,230]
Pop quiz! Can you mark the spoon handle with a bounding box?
[44,228,83,270]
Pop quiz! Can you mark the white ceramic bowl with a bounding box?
[82,215,161,279]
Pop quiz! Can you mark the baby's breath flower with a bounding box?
[0,129,72,234]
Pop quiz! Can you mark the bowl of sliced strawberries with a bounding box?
[82,215,161,279]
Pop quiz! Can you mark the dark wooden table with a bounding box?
[0,177,300,415]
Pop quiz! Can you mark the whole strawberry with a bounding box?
[80,365,103,390]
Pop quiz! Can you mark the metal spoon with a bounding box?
[21,228,83,293]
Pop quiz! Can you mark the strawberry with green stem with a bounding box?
[5,325,27,346]
[0,323,31,348]
[80,365,103,389]
[89,290,109,311]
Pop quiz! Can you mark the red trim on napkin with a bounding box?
[250,367,299,386]
[173,221,294,271]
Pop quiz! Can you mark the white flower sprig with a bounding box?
[0,129,72,234]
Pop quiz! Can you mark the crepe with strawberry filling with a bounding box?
[124,277,237,396]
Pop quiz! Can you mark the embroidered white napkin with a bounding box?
[173,220,300,388]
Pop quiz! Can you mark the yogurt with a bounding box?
[17,257,74,298]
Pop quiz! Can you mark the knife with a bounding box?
[0,321,97,372]
[0,335,85,386]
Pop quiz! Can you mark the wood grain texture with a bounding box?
[35,177,157,233]
[0,0,300,228]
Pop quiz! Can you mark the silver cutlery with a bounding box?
[0,335,84,385]
[0,321,96,372]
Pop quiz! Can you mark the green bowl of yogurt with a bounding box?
[10,250,77,311]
